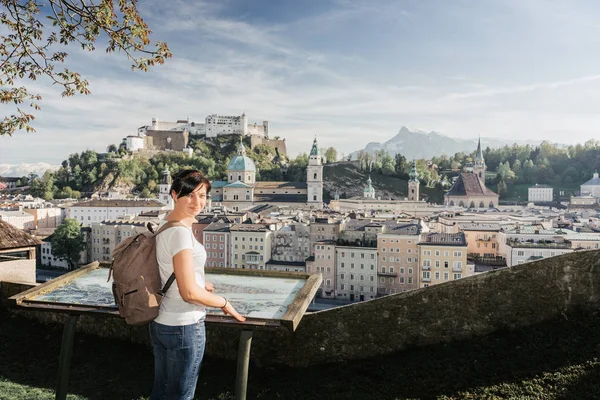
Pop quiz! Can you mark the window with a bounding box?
[400,267,404,274]
[350,274,355,280]
[435,272,440,280]
[453,251,462,257]
[341,273,345,279]
[408,277,413,284]
[444,261,449,268]
[408,268,413,274]
[400,277,405,283]
[453,261,462,269]
[422,271,430,279]
[435,250,440,256]
[380,277,384,283]
[326,279,331,287]
[389,267,394,273]
[453,273,462,279]
[382,267,386,273]
[423,250,431,256]
[435,260,440,268]
[351,263,355,269]
[517,250,525,256]
[341,284,345,290]
[444,272,449,280]
[341,262,345,268]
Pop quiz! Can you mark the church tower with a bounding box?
[307,137,323,207]
[473,137,486,180]
[159,169,174,209]
[408,160,420,201]
[363,175,375,199]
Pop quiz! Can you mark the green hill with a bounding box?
[324,162,446,204]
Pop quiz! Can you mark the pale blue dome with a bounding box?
[227,141,256,172]
[227,155,256,172]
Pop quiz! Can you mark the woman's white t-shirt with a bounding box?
[155,225,207,326]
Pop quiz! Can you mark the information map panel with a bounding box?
[11,263,321,331]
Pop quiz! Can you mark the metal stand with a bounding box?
[56,315,79,400]
[234,330,254,400]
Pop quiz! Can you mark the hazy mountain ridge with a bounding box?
[351,126,550,160]
[0,163,60,177]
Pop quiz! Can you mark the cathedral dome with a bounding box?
[227,141,256,172]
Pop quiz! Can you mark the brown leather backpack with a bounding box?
[109,221,183,325]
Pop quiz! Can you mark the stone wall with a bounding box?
[0,259,36,284]
[249,136,287,158]
[2,250,599,367]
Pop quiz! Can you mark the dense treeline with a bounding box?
[21,135,297,200]
[351,139,600,198]
[18,137,600,201]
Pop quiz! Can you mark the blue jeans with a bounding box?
[149,319,206,400]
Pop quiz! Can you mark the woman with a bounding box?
[150,169,245,400]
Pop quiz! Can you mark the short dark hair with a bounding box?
[170,169,211,199]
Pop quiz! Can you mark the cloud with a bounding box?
[2,0,600,168]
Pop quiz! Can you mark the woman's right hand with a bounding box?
[222,302,246,322]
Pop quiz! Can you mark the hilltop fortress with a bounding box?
[123,113,285,156]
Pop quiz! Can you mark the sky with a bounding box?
[2,0,600,172]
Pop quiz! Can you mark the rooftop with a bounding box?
[70,200,165,208]
[419,232,467,246]
[0,219,41,250]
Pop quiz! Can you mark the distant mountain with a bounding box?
[0,163,59,177]
[350,126,548,160]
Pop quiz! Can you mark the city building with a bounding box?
[581,171,600,198]
[202,223,231,268]
[418,232,469,288]
[210,138,323,212]
[444,138,499,208]
[306,240,337,298]
[458,223,502,258]
[335,245,378,301]
[229,224,273,269]
[90,220,150,263]
[271,223,311,263]
[528,184,553,203]
[0,210,35,230]
[68,199,166,227]
[377,222,423,294]
[22,206,63,229]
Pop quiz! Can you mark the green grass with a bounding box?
[1,307,599,400]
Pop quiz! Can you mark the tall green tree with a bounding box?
[324,147,338,163]
[1,0,171,135]
[51,218,85,270]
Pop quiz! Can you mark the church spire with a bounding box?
[310,136,318,156]
[475,136,484,165]
[409,159,419,182]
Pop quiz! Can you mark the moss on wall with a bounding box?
[2,250,599,367]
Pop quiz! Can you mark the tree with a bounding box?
[51,218,85,270]
[1,0,171,136]
[324,147,337,163]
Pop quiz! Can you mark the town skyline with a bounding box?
[3,0,600,168]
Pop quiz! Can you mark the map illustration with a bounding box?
[32,268,306,320]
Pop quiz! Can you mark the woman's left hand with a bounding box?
[205,282,214,292]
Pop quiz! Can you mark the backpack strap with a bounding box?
[155,220,190,295]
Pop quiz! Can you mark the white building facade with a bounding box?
[528,184,553,202]
[335,246,378,302]
[68,200,166,227]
